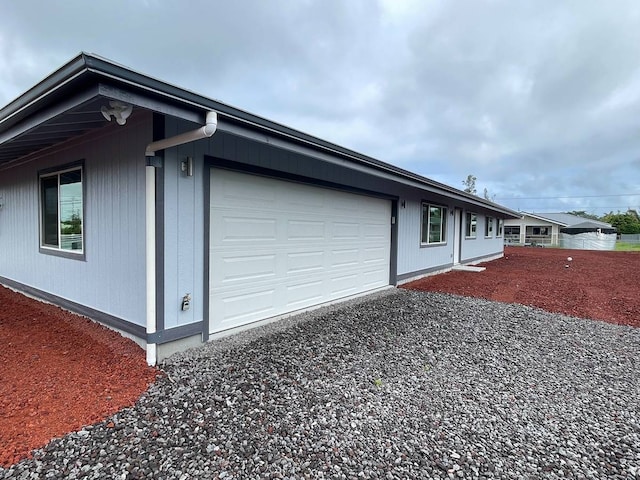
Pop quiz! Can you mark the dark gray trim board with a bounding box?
[390,200,399,286]
[0,276,145,338]
[147,322,203,344]
[205,156,398,202]
[202,159,212,342]
[0,276,203,346]
[153,112,165,332]
[461,252,504,265]
[398,252,503,282]
[396,263,455,282]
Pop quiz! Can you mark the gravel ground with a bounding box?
[2,289,639,479]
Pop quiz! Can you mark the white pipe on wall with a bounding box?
[143,110,218,366]
[145,111,217,156]
[145,164,157,366]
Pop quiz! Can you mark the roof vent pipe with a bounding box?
[145,111,217,156]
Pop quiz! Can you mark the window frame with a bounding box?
[38,160,86,260]
[421,203,448,246]
[465,212,477,239]
[497,218,504,237]
[485,216,494,238]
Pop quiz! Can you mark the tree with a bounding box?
[462,175,477,195]
[565,210,601,221]
[602,210,640,234]
[483,187,496,202]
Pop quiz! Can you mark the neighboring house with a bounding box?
[504,212,613,246]
[0,53,519,364]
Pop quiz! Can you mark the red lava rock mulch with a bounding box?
[403,246,640,328]
[0,285,159,467]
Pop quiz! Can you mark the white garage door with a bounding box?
[209,169,391,334]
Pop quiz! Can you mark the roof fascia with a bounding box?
[0,53,89,128]
[1,52,520,218]
[523,212,568,226]
[218,119,520,218]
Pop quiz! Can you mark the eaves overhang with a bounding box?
[0,52,520,218]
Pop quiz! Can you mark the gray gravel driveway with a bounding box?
[2,290,639,479]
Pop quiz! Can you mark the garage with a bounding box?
[208,169,392,334]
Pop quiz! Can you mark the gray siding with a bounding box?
[0,113,150,326]
[160,117,207,331]
[160,120,505,320]
[460,213,505,262]
[395,195,455,276]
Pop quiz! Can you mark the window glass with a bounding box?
[40,166,83,254]
[497,218,504,237]
[465,212,477,238]
[41,176,59,247]
[421,203,447,244]
[485,217,494,237]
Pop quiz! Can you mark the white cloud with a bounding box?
[1,0,640,215]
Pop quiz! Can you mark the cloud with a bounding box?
[1,0,640,215]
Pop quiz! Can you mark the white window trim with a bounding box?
[485,216,494,238]
[421,203,448,246]
[497,218,504,237]
[465,212,477,239]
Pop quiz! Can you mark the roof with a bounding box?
[0,52,519,218]
[522,212,612,228]
[560,221,617,234]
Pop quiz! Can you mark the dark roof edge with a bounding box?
[1,52,519,218]
[0,53,90,127]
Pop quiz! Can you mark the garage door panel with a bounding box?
[210,169,391,334]
[330,248,360,268]
[217,174,278,204]
[362,269,388,289]
[285,280,324,308]
[217,288,277,327]
[220,216,277,242]
[215,253,277,284]
[286,220,326,240]
[286,251,325,274]
[363,222,389,240]
[332,222,360,240]
[329,273,360,297]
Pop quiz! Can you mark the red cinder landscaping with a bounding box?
[0,285,158,467]
[1,247,638,467]
[403,246,640,328]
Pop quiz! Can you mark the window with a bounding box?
[465,212,477,238]
[497,218,504,237]
[504,226,520,236]
[485,217,494,237]
[421,203,447,244]
[527,226,550,236]
[40,164,84,255]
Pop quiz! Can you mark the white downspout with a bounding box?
[145,164,157,366]
[145,111,218,156]
[144,111,218,366]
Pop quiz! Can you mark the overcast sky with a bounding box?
[1,0,639,216]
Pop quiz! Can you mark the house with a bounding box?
[503,212,613,246]
[0,53,519,364]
